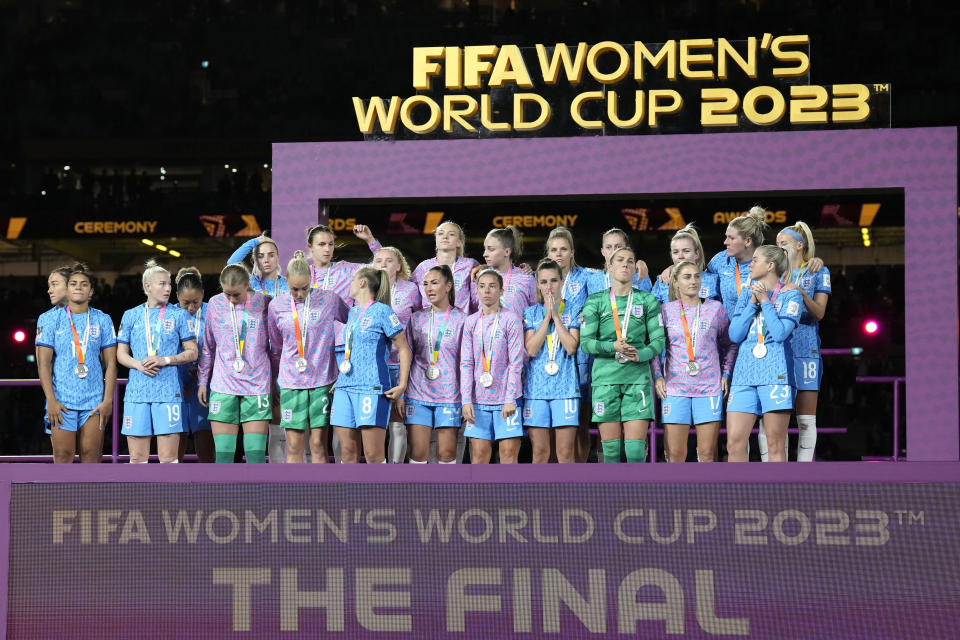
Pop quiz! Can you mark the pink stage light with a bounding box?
[863,320,879,335]
[13,330,26,343]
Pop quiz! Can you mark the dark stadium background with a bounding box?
[1,0,955,460]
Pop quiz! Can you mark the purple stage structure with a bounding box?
[272,127,958,462]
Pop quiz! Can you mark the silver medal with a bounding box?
[233,358,245,373]
[295,357,308,373]
[615,352,628,364]
[752,343,767,359]
[426,365,440,380]
[479,371,493,387]
[74,363,89,379]
[339,360,352,374]
[686,361,700,376]
[544,360,560,375]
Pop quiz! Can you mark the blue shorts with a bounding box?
[522,398,580,428]
[404,400,461,428]
[727,384,794,415]
[464,402,524,441]
[331,389,390,429]
[122,402,184,436]
[661,395,723,425]
[182,394,211,433]
[794,357,822,391]
[48,408,98,433]
[388,365,400,390]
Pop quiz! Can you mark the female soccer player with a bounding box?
[174,267,215,462]
[411,220,479,314]
[404,265,466,464]
[651,224,720,305]
[331,267,411,464]
[653,261,735,463]
[268,251,348,463]
[116,260,198,463]
[776,222,831,461]
[580,247,665,463]
[461,269,525,464]
[726,245,803,462]
[706,206,768,318]
[523,259,582,463]
[372,246,422,463]
[227,233,288,298]
[585,227,652,295]
[471,226,537,314]
[37,265,73,432]
[36,264,117,463]
[197,263,273,463]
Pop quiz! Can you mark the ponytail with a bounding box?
[670,223,706,271]
[427,265,456,307]
[287,250,311,279]
[487,225,524,264]
[729,206,768,249]
[780,221,816,262]
[755,245,794,285]
[142,258,170,295]
[356,267,392,306]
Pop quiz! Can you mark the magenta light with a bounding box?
[13,330,26,343]
[863,320,879,335]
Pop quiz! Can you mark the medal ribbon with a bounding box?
[429,308,451,365]
[344,300,374,364]
[230,301,248,362]
[312,265,332,290]
[194,305,204,349]
[259,276,276,297]
[143,304,167,357]
[755,283,783,348]
[66,307,90,366]
[290,293,311,362]
[478,311,500,374]
[546,305,563,363]
[679,303,701,364]
[609,289,634,343]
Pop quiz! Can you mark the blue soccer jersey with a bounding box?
[35,307,116,409]
[36,306,62,400]
[561,266,589,312]
[650,270,721,306]
[729,287,803,386]
[335,301,403,393]
[707,251,752,318]
[177,302,207,393]
[790,266,832,357]
[117,303,194,403]
[523,300,583,400]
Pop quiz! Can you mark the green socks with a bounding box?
[601,438,623,463]
[213,434,237,464]
[625,439,647,463]
[243,433,268,464]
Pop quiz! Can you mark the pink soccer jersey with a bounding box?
[460,310,524,406]
[404,307,466,405]
[411,256,479,314]
[310,239,382,346]
[652,299,737,397]
[470,266,537,316]
[199,291,272,396]
[267,290,349,389]
[387,279,422,366]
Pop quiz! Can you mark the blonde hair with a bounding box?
[534,258,564,304]
[545,226,578,270]
[435,221,465,258]
[475,268,504,289]
[176,267,203,295]
[610,246,636,263]
[142,259,170,295]
[667,260,701,302]
[728,206,768,249]
[602,227,629,246]
[376,246,412,281]
[355,267,392,305]
[251,236,279,277]
[486,225,523,264]
[286,250,311,280]
[670,224,706,271]
[780,221,816,262]
[220,263,250,289]
[755,245,795,285]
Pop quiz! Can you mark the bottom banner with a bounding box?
[8,482,960,638]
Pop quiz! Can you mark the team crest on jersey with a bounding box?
[210,401,221,414]
[561,313,571,324]
[247,319,259,330]
[699,320,710,332]
[389,314,401,327]
[523,406,533,420]
[594,402,605,415]
[699,286,709,298]
[163,318,175,332]
[494,329,504,339]
[787,301,800,316]
[123,416,133,430]
[187,319,195,332]
[822,274,831,288]
[631,305,643,318]
[800,276,813,289]
[568,282,581,294]
[309,311,321,322]
[361,317,373,330]
[282,409,293,423]
[89,325,100,338]
[662,403,671,417]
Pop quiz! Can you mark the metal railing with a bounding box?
[856,376,905,462]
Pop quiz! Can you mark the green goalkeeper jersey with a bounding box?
[580,287,665,385]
